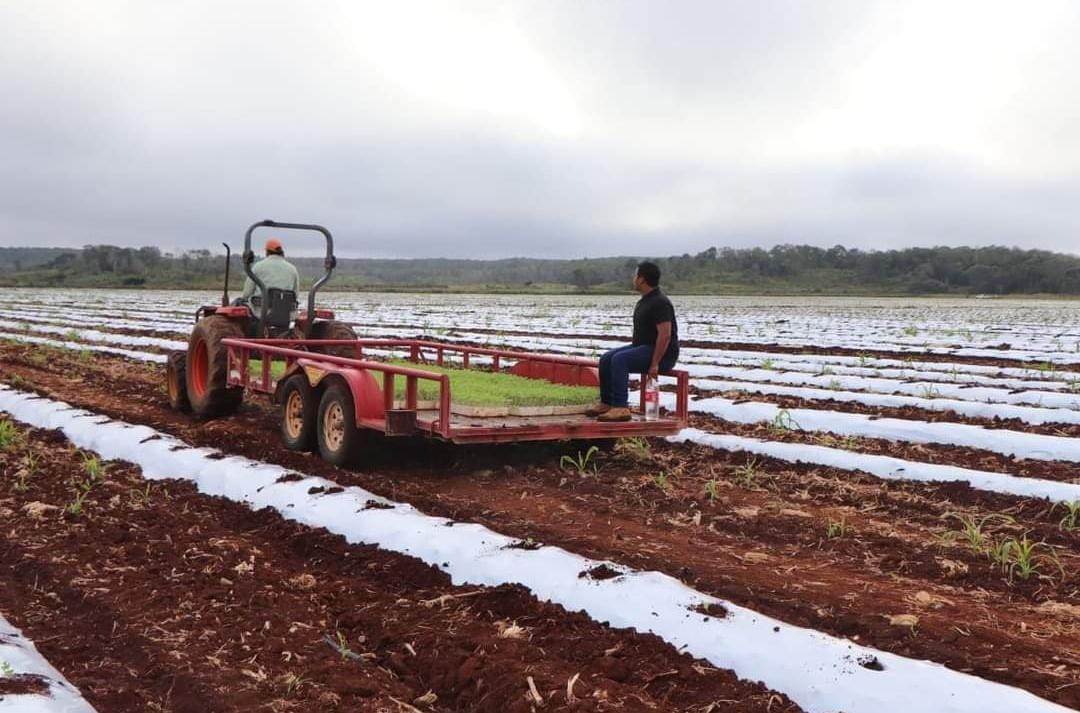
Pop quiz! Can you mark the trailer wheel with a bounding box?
[186,315,244,418]
[280,374,316,451]
[165,351,191,412]
[308,320,358,358]
[317,381,364,466]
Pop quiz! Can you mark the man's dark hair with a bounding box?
[636,261,661,288]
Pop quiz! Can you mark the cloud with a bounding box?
[1,1,1078,258]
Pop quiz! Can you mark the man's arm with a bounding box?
[648,322,672,378]
[240,275,255,301]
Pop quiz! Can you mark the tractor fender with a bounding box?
[295,357,384,422]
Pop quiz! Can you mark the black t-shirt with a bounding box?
[632,288,679,364]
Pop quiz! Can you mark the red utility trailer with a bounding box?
[222,336,689,465]
[166,220,690,465]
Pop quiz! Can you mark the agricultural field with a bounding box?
[1,288,1079,712]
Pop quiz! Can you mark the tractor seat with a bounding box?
[252,288,297,335]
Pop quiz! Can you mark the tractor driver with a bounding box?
[238,238,301,321]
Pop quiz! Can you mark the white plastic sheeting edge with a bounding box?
[691,395,1080,463]
[0,615,96,713]
[694,378,1080,426]
[671,428,1080,503]
[0,333,164,364]
[0,387,1071,713]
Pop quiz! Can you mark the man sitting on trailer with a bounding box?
[238,238,301,325]
[587,261,680,422]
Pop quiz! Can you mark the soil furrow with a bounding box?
[0,421,797,712]
[1,343,1077,707]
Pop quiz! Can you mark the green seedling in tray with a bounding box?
[247,357,595,407]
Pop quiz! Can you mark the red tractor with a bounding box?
[166,219,355,417]
[167,220,690,466]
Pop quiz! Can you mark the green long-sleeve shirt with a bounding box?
[241,255,301,317]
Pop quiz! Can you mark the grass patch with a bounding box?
[248,357,595,407]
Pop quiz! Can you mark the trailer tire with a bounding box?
[308,320,358,358]
[280,374,317,451]
[317,380,365,466]
[186,315,244,418]
[166,351,191,412]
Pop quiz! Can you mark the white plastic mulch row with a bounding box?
[0,333,164,364]
[671,428,1080,503]
[687,364,1080,402]
[689,395,1080,463]
[694,378,1080,426]
[0,615,95,712]
[0,386,1071,713]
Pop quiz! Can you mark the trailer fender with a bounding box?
[272,364,306,404]
[295,358,384,422]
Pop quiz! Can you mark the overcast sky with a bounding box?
[1,1,1078,258]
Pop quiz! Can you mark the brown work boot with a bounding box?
[597,407,632,422]
[584,401,611,417]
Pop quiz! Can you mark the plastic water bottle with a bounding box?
[644,376,660,421]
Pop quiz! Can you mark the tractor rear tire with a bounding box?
[308,320,358,359]
[279,373,317,451]
[166,351,191,412]
[186,315,245,418]
[317,380,365,466]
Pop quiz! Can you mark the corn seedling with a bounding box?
[704,478,721,502]
[129,482,155,507]
[768,409,800,433]
[825,517,852,538]
[0,419,19,449]
[903,325,918,337]
[991,534,1061,582]
[1004,535,1040,581]
[760,357,775,371]
[13,448,37,493]
[560,446,600,477]
[617,436,652,460]
[942,512,1014,554]
[651,471,672,492]
[282,672,305,696]
[733,456,760,489]
[335,631,352,660]
[67,454,106,516]
[10,374,25,388]
[1055,500,1080,532]
[78,349,94,363]
[918,384,941,400]
[827,378,842,391]
[83,453,105,481]
[0,660,13,677]
[857,352,870,368]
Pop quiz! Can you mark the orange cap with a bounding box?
[265,238,283,254]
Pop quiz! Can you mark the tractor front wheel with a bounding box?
[280,373,317,451]
[186,315,244,418]
[166,351,191,412]
[317,381,364,466]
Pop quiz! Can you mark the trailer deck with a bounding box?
[222,336,689,444]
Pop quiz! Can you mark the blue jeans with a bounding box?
[598,345,675,408]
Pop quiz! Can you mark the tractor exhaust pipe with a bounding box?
[221,242,232,307]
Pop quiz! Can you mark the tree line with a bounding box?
[1,243,1078,295]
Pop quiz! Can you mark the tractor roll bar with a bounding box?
[243,219,338,338]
